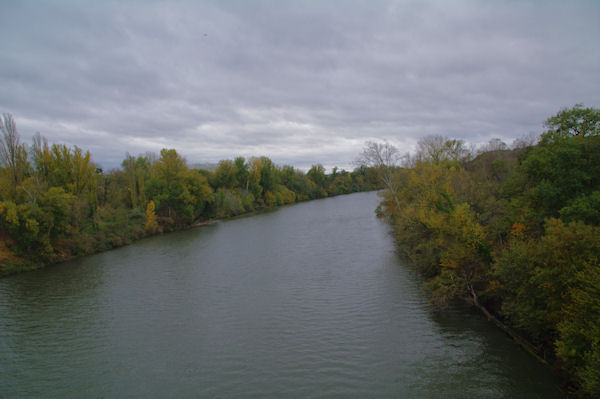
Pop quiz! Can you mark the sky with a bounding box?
[1,0,599,171]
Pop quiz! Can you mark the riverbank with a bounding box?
[1,216,225,277]
[0,191,563,398]
[1,118,383,279]
[377,107,600,397]
[0,190,379,278]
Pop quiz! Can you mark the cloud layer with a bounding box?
[1,0,599,170]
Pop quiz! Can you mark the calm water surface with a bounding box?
[0,192,563,398]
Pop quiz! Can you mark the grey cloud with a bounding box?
[0,0,598,170]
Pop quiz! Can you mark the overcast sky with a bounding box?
[1,0,599,170]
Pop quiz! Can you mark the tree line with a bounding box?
[0,114,381,276]
[368,105,599,397]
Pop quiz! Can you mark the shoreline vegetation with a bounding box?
[367,105,599,398]
[2,106,598,396]
[0,113,382,277]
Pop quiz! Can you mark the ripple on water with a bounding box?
[0,192,564,398]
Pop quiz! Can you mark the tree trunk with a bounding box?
[466,283,549,366]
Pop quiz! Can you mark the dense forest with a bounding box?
[372,105,599,397]
[0,114,381,276]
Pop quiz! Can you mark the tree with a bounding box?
[425,203,491,306]
[156,148,186,183]
[520,117,600,222]
[147,149,188,221]
[31,132,52,185]
[307,164,327,198]
[556,258,600,397]
[480,138,508,153]
[69,146,97,197]
[146,149,213,227]
[280,165,296,189]
[559,190,600,225]
[0,114,29,196]
[247,157,263,203]
[145,200,159,234]
[366,106,600,395]
[212,160,236,189]
[357,141,401,209]
[122,154,139,208]
[416,135,470,164]
[495,219,600,345]
[259,156,279,195]
[233,156,249,189]
[542,104,600,143]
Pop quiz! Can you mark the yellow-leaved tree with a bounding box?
[145,200,159,234]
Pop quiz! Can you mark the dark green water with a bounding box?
[0,192,563,398]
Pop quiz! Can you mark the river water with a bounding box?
[0,192,563,398]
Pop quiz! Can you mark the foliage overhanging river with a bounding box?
[0,192,563,398]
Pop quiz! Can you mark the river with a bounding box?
[0,191,563,398]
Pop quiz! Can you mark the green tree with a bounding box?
[307,164,327,198]
[559,190,600,225]
[122,154,139,208]
[259,156,279,196]
[233,156,249,189]
[495,219,600,345]
[0,187,75,260]
[212,159,236,189]
[542,104,600,143]
[556,259,600,397]
[247,157,263,204]
[121,153,152,209]
[146,149,213,227]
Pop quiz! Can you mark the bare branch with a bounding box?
[1,113,28,190]
[357,140,401,209]
[357,141,399,169]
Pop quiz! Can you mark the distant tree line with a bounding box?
[0,114,382,276]
[367,105,600,398]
